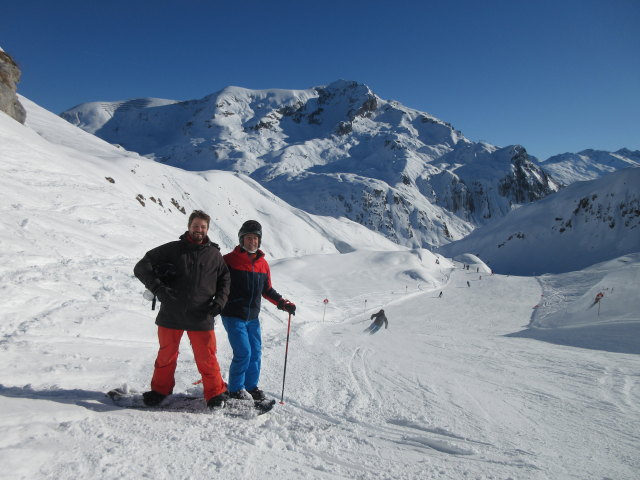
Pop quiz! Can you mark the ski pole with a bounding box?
[280,313,293,404]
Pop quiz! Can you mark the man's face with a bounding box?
[188,218,209,243]
[242,233,260,253]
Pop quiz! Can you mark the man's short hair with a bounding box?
[188,210,210,228]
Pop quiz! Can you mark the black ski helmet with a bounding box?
[238,220,262,247]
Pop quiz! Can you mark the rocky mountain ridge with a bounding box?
[0,47,26,124]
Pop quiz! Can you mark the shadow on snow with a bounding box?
[0,384,122,412]
[505,322,640,355]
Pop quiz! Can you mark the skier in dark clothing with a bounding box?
[133,210,231,409]
[221,220,296,403]
[364,309,388,334]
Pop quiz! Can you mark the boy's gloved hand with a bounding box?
[277,298,296,316]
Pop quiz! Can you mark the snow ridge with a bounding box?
[541,148,640,185]
[440,168,640,275]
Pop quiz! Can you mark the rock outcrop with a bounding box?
[0,49,27,124]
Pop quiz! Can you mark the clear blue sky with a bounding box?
[2,0,639,160]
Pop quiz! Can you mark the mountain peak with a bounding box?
[317,79,374,98]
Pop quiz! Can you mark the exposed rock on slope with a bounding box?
[0,49,26,124]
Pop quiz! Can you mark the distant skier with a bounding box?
[592,292,604,306]
[438,291,443,298]
[466,281,470,287]
[364,309,388,335]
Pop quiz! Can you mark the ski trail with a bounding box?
[279,268,569,477]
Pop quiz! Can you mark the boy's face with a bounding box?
[242,233,260,252]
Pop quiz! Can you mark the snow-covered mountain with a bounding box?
[541,148,640,186]
[61,80,560,249]
[439,168,640,275]
[12,95,407,261]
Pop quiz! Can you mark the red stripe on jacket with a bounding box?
[221,246,282,320]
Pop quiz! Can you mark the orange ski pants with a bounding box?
[150,326,227,401]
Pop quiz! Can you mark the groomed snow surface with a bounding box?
[1,102,639,479]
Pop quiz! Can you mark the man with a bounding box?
[134,210,230,409]
[364,309,388,335]
[221,220,296,402]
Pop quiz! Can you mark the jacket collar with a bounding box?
[234,244,265,259]
[180,232,218,250]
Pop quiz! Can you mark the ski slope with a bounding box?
[1,252,638,479]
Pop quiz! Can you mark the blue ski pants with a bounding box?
[221,315,262,393]
[364,322,382,334]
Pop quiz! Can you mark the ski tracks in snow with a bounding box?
[279,268,640,479]
[264,395,543,479]
[346,346,382,412]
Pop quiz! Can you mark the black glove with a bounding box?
[205,300,222,318]
[153,284,177,304]
[154,263,177,283]
[277,298,296,316]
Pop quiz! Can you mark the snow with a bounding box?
[1,99,639,479]
[439,168,640,275]
[60,98,179,135]
[525,254,640,354]
[542,149,640,186]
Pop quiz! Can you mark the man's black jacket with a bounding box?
[134,233,230,331]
